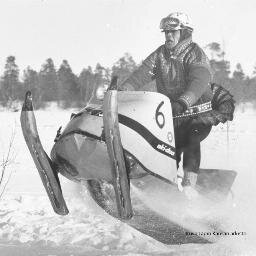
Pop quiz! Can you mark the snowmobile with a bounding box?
[20,76,237,245]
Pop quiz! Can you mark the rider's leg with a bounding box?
[174,124,188,170]
[174,122,189,189]
[182,123,212,188]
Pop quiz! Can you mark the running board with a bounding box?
[20,91,69,215]
[103,76,133,219]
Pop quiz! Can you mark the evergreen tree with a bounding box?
[210,59,231,84]
[22,66,44,108]
[246,78,256,103]
[232,63,245,81]
[57,60,79,108]
[205,42,224,60]
[205,42,230,85]
[244,65,256,103]
[112,53,137,84]
[1,56,20,106]
[252,64,256,77]
[39,58,58,102]
[23,66,39,92]
[78,66,95,104]
[89,63,111,103]
[94,63,110,86]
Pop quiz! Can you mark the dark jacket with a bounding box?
[120,36,213,108]
[120,37,235,127]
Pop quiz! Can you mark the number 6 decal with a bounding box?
[155,101,165,129]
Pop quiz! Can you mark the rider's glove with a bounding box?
[172,101,187,115]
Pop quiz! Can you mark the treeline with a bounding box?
[205,42,256,106]
[0,42,256,110]
[0,52,137,110]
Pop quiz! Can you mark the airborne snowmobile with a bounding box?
[20,76,237,245]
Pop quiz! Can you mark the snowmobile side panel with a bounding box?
[20,91,69,215]
[117,91,177,183]
[103,78,133,220]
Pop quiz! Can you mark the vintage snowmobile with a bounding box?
[20,76,237,245]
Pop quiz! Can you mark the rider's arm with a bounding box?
[178,44,213,107]
[119,47,160,91]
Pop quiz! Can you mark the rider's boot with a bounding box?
[182,171,199,200]
[182,142,200,200]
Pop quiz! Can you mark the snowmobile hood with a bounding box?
[56,104,105,142]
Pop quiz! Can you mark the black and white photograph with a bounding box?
[0,0,255,255]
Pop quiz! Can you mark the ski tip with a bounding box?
[108,76,118,90]
[55,207,69,216]
[22,91,33,111]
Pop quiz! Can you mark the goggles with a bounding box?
[160,16,193,32]
[160,17,182,31]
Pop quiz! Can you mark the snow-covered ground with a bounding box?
[0,103,256,255]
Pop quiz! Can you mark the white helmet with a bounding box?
[160,12,193,32]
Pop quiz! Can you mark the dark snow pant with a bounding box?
[174,121,212,174]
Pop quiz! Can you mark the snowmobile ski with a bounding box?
[20,91,69,215]
[103,76,133,219]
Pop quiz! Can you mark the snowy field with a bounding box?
[0,103,256,255]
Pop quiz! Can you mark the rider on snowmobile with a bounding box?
[118,12,235,198]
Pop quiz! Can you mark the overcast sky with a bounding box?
[0,0,255,77]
